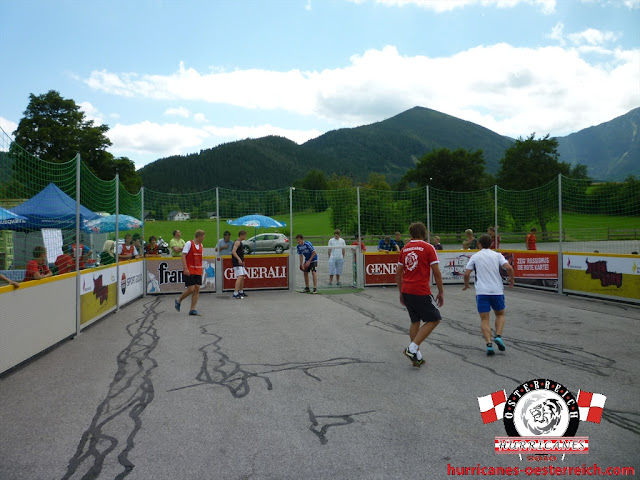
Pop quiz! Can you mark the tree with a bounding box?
[404,147,490,191]
[496,133,589,234]
[11,90,141,193]
[497,133,580,189]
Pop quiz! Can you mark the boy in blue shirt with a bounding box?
[296,234,318,294]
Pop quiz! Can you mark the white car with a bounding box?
[242,233,290,254]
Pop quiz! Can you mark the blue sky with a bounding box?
[1,0,639,169]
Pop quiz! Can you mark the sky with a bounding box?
[1,0,639,170]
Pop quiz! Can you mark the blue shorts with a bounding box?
[476,294,505,313]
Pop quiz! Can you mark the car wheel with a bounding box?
[243,246,251,255]
[275,246,284,254]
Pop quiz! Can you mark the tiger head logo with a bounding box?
[522,397,563,435]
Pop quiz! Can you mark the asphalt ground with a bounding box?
[1,286,639,480]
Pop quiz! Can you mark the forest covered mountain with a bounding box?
[138,106,639,192]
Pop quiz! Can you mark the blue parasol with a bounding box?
[227,214,286,253]
[82,214,143,234]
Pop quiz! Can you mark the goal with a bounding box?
[292,244,362,291]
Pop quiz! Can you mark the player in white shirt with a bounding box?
[463,234,514,356]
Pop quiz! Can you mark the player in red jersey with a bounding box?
[396,222,444,367]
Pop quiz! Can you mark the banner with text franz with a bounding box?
[146,257,216,294]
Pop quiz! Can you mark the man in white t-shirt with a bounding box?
[463,234,514,356]
[327,229,346,286]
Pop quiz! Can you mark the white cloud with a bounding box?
[86,41,639,149]
[0,116,18,138]
[164,106,190,118]
[78,101,104,124]
[354,0,556,14]
[568,28,620,46]
[193,113,208,123]
[107,121,322,168]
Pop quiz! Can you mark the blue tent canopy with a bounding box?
[11,183,100,230]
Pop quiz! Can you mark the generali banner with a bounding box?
[221,254,288,290]
[364,252,399,286]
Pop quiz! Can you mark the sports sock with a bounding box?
[409,342,418,354]
[239,290,244,294]
[416,350,423,360]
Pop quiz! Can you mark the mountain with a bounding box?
[556,107,640,181]
[138,106,639,191]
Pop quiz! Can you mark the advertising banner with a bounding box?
[563,253,640,302]
[364,252,399,286]
[80,265,117,326]
[222,254,288,290]
[501,251,558,279]
[146,257,216,294]
[438,251,474,284]
[119,259,145,306]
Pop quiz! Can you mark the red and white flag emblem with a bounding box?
[478,390,507,424]
[577,390,606,423]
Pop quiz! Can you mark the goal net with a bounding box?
[292,244,362,291]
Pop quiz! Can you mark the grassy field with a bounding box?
[124,211,638,247]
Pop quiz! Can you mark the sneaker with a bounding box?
[239,292,248,297]
[303,287,310,293]
[486,345,495,356]
[494,336,506,351]
[336,282,341,286]
[403,347,421,367]
[415,357,425,367]
[188,310,201,316]
[174,299,181,312]
[233,293,242,299]
[312,288,318,294]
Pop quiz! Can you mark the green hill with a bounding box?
[138,105,639,191]
[556,107,640,181]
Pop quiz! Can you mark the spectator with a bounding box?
[464,229,478,250]
[394,232,405,250]
[526,227,537,250]
[55,244,75,274]
[328,229,346,286]
[378,235,399,253]
[170,229,185,257]
[351,235,367,252]
[215,230,233,256]
[100,240,116,265]
[488,226,501,249]
[145,236,160,256]
[132,233,143,258]
[70,242,92,269]
[0,273,19,288]
[23,245,52,282]
[118,233,138,261]
[433,236,443,250]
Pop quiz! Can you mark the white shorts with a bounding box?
[329,257,344,275]
[234,266,248,277]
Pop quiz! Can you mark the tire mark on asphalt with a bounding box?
[62,297,161,480]
[307,406,375,445]
[601,409,640,436]
[168,324,379,399]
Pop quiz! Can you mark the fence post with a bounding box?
[426,185,431,243]
[494,184,498,246]
[141,187,146,298]
[558,174,563,295]
[289,187,295,291]
[75,153,81,336]
[115,174,120,311]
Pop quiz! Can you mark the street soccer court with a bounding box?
[0,286,638,480]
